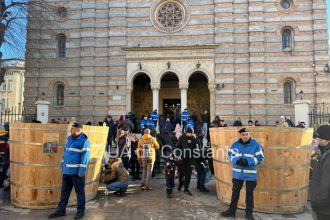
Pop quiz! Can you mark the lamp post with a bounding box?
[299,90,304,100]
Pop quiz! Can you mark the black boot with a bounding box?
[166,188,172,198]
[74,211,85,219]
[245,212,255,220]
[221,208,236,218]
[199,186,210,193]
[48,210,66,219]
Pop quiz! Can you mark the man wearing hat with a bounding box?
[175,127,197,196]
[49,122,90,219]
[310,125,330,220]
[221,128,264,220]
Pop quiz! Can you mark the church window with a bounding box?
[280,0,292,9]
[283,79,296,104]
[57,7,67,18]
[57,34,66,58]
[54,82,64,106]
[150,0,190,33]
[282,27,294,51]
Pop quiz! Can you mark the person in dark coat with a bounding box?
[103,115,115,152]
[195,145,209,193]
[175,128,197,196]
[129,134,140,181]
[210,115,220,128]
[310,125,330,220]
[117,129,131,170]
[118,115,134,132]
[164,153,176,198]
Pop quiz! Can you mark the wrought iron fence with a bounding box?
[0,106,36,125]
[308,103,330,129]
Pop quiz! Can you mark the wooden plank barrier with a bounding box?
[210,126,313,214]
[10,123,108,209]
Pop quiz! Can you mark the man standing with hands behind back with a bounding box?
[49,122,90,219]
[221,128,264,220]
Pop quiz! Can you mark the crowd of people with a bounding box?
[0,108,323,220]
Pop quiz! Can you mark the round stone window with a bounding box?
[57,7,67,18]
[150,0,190,33]
[280,0,292,9]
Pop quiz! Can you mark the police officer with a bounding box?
[150,109,159,127]
[310,125,330,220]
[181,108,190,131]
[48,122,90,219]
[175,128,197,196]
[221,128,264,220]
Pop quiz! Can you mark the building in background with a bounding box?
[0,59,25,114]
[24,0,330,125]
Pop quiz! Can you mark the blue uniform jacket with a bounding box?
[140,119,148,132]
[227,138,264,181]
[61,133,91,175]
[185,119,195,130]
[181,111,190,122]
[150,112,159,122]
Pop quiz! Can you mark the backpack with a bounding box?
[140,138,153,161]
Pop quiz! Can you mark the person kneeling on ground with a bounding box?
[103,157,129,196]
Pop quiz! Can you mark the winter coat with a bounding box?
[310,143,330,215]
[162,121,174,134]
[137,134,160,164]
[181,111,190,122]
[164,159,176,178]
[119,119,134,131]
[227,138,264,181]
[117,135,131,159]
[176,134,197,161]
[103,158,129,184]
[61,133,90,175]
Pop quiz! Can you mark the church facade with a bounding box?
[24,0,330,125]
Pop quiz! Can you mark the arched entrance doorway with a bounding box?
[188,72,210,118]
[132,73,152,119]
[160,72,180,121]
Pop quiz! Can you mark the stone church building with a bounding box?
[24,0,330,125]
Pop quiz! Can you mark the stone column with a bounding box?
[126,85,133,113]
[179,84,188,112]
[293,99,311,126]
[208,83,216,120]
[35,100,50,123]
[151,84,160,112]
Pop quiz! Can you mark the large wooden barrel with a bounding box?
[210,126,313,214]
[10,123,108,209]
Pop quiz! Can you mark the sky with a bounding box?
[1,1,330,59]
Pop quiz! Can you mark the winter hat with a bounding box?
[315,125,330,141]
[72,122,83,129]
[186,128,193,134]
[238,128,249,133]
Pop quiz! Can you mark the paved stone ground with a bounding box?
[0,176,314,220]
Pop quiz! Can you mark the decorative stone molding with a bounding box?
[150,0,191,33]
[151,83,161,90]
[208,83,216,92]
[179,83,189,90]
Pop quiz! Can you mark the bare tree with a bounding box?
[0,0,56,83]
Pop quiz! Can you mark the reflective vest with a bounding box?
[227,138,264,181]
[61,133,90,175]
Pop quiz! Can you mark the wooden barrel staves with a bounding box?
[210,126,313,214]
[10,123,108,209]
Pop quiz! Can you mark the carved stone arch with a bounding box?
[278,74,301,87]
[48,79,69,91]
[186,68,213,84]
[128,69,154,86]
[158,68,182,84]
